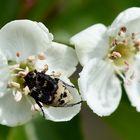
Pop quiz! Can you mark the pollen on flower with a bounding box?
[23,86,30,95]
[108,26,139,67]
[134,40,140,50]
[120,26,127,33]
[111,39,118,47]
[8,81,20,89]
[18,71,27,77]
[110,51,122,59]
[16,52,20,57]
[27,55,36,62]
[7,52,49,99]
[131,33,135,40]
[107,26,140,85]
[38,52,46,60]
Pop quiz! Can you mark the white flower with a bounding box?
[70,7,140,116]
[0,20,81,126]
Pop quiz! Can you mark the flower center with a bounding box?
[108,26,140,68]
[110,43,137,66]
[7,52,46,99]
[8,60,34,90]
[107,26,140,85]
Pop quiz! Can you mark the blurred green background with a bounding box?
[0,0,140,140]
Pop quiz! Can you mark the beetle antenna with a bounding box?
[65,100,83,107]
[59,79,74,88]
[53,100,83,108]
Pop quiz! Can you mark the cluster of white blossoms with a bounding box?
[1,7,140,127]
[71,7,140,116]
[0,20,81,126]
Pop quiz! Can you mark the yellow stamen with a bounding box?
[38,52,46,60]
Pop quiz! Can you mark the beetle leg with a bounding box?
[35,100,45,118]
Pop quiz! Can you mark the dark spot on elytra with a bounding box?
[60,100,65,105]
[63,92,67,98]
[60,93,63,99]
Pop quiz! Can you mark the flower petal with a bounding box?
[0,91,33,126]
[0,20,53,61]
[70,24,108,66]
[109,7,140,35]
[124,55,140,112]
[0,50,9,97]
[36,42,78,77]
[42,76,81,121]
[79,58,121,116]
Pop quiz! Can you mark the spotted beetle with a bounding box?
[24,70,81,117]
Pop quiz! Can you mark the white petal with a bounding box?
[0,91,33,126]
[0,20,53,61]
[36,42,78,77]
[79,58,121,116]
[124,56,140,112]
[0,50,9,97]
[109,7,140,35]
[42,77,81,122]
[70,24,108,66]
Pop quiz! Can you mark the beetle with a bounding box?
[24,70,81,117]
